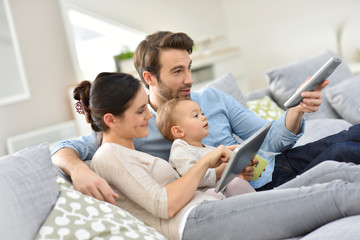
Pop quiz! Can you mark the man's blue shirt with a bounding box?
[51,87,304,188]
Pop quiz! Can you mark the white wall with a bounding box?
[1,0,359,156]
[0,0,228,156]
[0,0,76,156]
[64,0,360,92]
[63,0,228,45]
[221,0,360,91]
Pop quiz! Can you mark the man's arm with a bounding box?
[51,133,119,204]
[285,80,329,134]
[52,148,119,204]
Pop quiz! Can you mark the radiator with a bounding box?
[6,120,78,154]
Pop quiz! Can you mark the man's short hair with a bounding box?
[134,31,194,88]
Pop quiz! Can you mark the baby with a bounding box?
[157,98,255,199]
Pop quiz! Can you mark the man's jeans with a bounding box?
[258,124,360,190]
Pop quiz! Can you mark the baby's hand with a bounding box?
[206,145,232,168]
[237,158,257,182]
[226,145,239,151]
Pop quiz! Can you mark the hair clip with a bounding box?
[75,101,84,115]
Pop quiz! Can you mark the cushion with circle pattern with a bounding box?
[35,177,167,240]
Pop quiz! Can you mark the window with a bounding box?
[64,7,145,80]
[0,0,30,106]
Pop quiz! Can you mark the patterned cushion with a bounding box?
[247,96,285,121]
[35,177,166,240]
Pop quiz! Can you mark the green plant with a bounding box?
[114,46,134,61]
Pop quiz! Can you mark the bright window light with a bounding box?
[67,9,145,79]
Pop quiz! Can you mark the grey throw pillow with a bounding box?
[204,73,248,108]
[266,51,353,120]
[0,143,59,240]
[325,75,360,125]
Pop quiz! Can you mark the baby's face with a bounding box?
[174,100,209,141]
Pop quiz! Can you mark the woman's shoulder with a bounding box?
[95,142,128,155]
[93,143,140,164]
[95,143,169,168]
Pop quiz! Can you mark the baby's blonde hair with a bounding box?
[156,98,189,141]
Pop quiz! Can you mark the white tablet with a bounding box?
[215,122,272,192]
[284,57,342,108]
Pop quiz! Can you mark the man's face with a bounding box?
[155,49,193,102]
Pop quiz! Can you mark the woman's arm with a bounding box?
[215,163,227,180]
[165,145,231,218]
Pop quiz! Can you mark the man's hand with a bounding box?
[286,78,329,134]
[72,164,119,205]
[237,158,258,182]
[52,148,119,205]
[294,79,329,113]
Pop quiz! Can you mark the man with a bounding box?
[52,31,360,204]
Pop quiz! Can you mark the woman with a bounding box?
[74,72,360,240]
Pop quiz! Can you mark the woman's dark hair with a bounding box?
[134,31,194,89]
[73,72,142,132]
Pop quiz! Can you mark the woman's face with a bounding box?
[114,87,153,139]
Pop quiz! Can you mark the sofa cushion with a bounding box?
[293,119,352,148]
[325,75,360,125]
[36,177,166,240]
[247,96,285,121]
[205,73,248,108]
[0,143,59,240]
[266,51,353,120]
[246,87,273,101]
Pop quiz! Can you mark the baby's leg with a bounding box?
[204,188,225,199]
[224,177,255,197]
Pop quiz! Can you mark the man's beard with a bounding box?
[157,76,192,101]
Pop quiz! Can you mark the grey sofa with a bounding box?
[211,50,359,147]
[205,50,360,239]
[1,50,360,240]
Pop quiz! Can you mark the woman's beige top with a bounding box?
[91,143,217,240]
